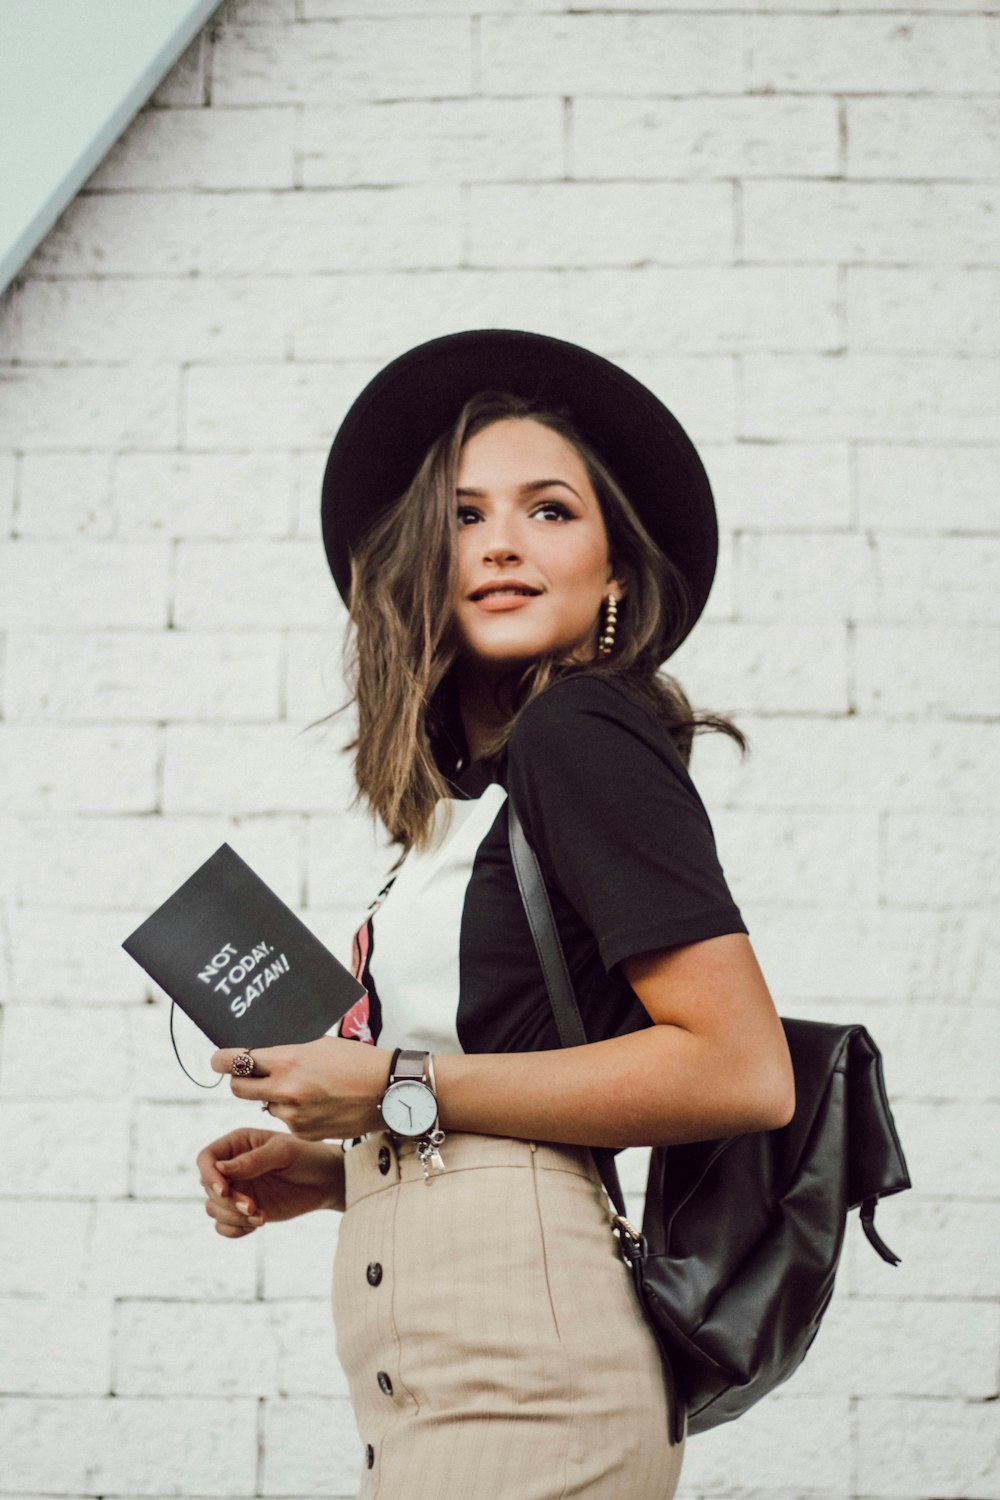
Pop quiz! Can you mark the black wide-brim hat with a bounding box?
[321,329,718,658]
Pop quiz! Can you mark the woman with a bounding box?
[196,330,795,1499]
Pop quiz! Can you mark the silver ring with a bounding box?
[261,1101,271,1114]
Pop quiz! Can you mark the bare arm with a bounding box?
[434,933,794,1148]
[219,933,793,1150]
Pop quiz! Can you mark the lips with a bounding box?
[468,583,542,601]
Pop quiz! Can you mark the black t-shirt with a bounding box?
[335,674,747,1057]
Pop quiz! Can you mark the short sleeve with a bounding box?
[506,675,747,972]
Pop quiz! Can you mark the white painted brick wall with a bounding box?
[303,98,565,184]
[7,633,286,721]
[1,2,996,1498]
[114,1300,282,1396]
[466,182,735,265]
[0,1297,113,1395]
[17,451,295,538]
[574,95,841,178]
[743,181,1000,265]
[848,98,1000,179]
[0,1395,259,1496]
[480,14,745,96]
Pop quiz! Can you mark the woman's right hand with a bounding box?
[196,1127,346,1237]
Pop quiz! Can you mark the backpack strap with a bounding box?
[507,799,684,1444]
[506,800,630,1226]
[860,1196,902,1265]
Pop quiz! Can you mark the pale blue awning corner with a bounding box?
[0,0,225,296]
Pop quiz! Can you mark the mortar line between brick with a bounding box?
[849,1393,859,1499]
[177,366,188,455]
[204,14,218,109]
[837,97,848,178]
[292,103,303,195]
[470,15,482,96]
[733,177,743,264]
[837,261,848,353]
[458,182,471,267]
[197,27,209,111]
[256,1392,265,1495]
[9,452,23,538]
[277,632,289,722]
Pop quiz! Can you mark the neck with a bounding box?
[455,658,522,763]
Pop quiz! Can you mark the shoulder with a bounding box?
[502,673,745,963]
[508,672,683,769]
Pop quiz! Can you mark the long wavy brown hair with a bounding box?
[327,391,748,852]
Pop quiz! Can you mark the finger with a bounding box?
[215,1219,257,1239]
[204,1194,263,1229]
[228,1074,274,1103]
[204,1197,249,1229]
[211,1048,273,1078]
[196,1146,237,1198]
[196,1130,261,1177]
[199,1171,229,1200]
[199,1127,277,1162]
[196,1161,226,1198]
[205,1184,257,1215]
[216,1135,295,1180]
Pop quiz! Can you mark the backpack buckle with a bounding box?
[611,1213,647,1266]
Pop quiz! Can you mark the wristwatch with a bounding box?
[378,1048,439,1139]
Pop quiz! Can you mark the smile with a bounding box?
[470,589,539,611]
[468,582,542,600]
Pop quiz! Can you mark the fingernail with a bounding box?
[212,1181,225,1195]
[235,1201,250,1215]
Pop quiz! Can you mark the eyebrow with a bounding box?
[455,479,582,500]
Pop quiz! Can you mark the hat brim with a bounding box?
[321,329,718,660]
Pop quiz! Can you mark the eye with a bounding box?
[532,499,573,521]
[456,505,482,527]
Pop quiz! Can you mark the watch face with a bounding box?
[381,1080,438,1137]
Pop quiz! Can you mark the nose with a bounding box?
[479,517,523,567]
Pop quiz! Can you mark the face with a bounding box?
[452,418,623,671]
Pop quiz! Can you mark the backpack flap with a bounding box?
[845,1025,911,1263]
[842,1024,912,1208]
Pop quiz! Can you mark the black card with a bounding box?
[121,843,366,1051]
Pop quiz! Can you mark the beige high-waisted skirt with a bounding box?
[332,1129,685,1499]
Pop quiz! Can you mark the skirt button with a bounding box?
[366,1261,383,1286]
[377,1370,393,1396]
[365,1443,375,1469]
[377,1146,391,1175]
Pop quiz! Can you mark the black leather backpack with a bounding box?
[508,805,911,1444]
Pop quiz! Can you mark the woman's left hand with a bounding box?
[211,1037,393,1140]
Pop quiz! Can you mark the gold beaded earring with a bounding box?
[598,593,618,657]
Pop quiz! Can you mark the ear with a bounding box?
[605,566,626,602]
